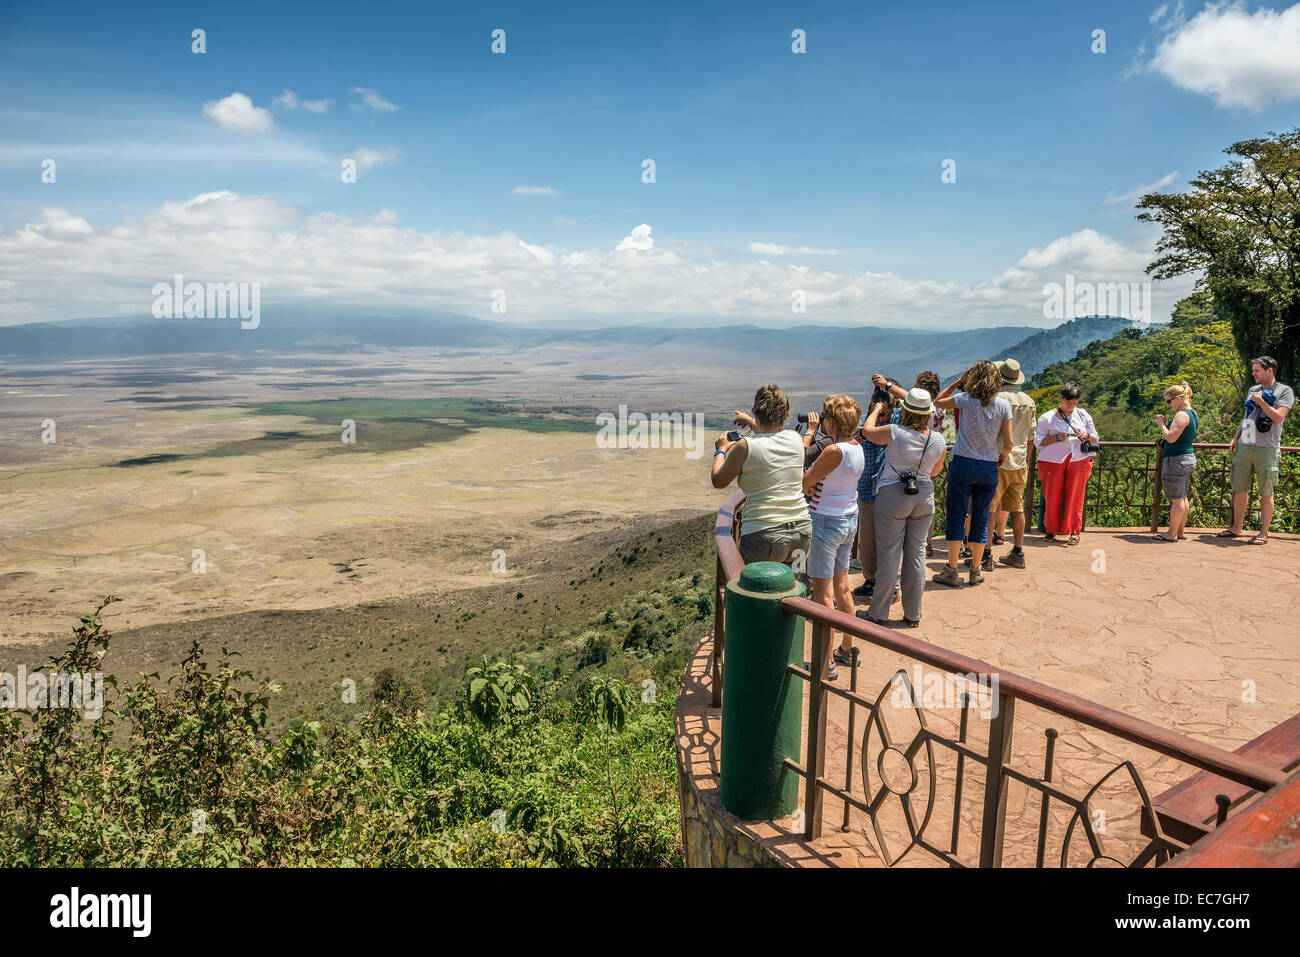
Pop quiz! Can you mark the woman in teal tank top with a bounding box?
[1154,383,1198,541]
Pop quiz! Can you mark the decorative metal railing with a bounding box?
[712,488,1290,867]
[930,441,1300,534]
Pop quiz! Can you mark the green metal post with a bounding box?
[719,561,805,820]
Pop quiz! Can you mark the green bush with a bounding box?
[0,598,683,868]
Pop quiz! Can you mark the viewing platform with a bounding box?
[676,462,1300,867]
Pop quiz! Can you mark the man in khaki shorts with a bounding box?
[989,358,1038,569]
[1219,356,1293,544]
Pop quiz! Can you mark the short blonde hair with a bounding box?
[1164,382,1193,408]
[820,394,862,438]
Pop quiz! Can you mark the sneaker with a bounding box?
[1043,533,1057,541]
[849,558,862,571]
[1067,535,1080,546]
[832,647,855,666]
[959,542,972,559]
[925,542,934,558]
[855,609,884,626]
[999,549,1026,569]
[891,586,901,604]
[902,618,920,628]
[933,564,961,587]
[969,565,984,586]
[981,551,994,572]
[826,661,839,681]
[852,580,874,598]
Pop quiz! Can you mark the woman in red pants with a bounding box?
[1033,383,1099,545]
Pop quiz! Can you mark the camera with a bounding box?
[871,384,891,409]
[725,430,741,443]
[1079,438,1101,454]
[900,471,919,495]
[1247,389,1276,433]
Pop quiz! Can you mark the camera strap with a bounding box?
[887,429,934,481]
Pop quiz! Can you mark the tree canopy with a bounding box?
[1138,129,1300,382]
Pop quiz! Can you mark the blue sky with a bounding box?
[2,0,1299,327]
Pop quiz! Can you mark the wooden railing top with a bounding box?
[713,489,1286,794]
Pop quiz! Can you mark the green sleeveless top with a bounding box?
[1163,409,1198,456]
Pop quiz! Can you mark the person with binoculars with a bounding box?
[801,395,866,679]
[852,388,947,627]
[1219,356,1293,544]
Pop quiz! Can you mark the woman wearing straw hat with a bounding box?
[1153,383,1198,542]
[853,388,948,628]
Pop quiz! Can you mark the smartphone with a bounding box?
[726,430,741,443]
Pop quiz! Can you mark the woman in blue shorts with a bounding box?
[802,394,864,680]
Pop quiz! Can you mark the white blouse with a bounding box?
[1034,407,1098,464]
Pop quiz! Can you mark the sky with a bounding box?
[2,0,1299,329]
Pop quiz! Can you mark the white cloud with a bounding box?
[201,93,275,133]
[36,208,93,236]
[0,195,1196,328]
[513,185,559,195]
[1016,228,1143,273]
[273,90,333,113]
[345,147,400,171]
[349,87,399,112]
[1149,2,1300,110]
[1104,170,1179,205]
[747,241,844,256]
[615,223,654,252]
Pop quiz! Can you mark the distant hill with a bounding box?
[996,316,1137,378]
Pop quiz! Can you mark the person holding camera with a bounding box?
[851,378,903,600]
[932,360,1013,586]
[801,395,865,680]
[853,389,947,627]
[1219,356,1293,544]
[712,385,810,565]
[1033,382,1099,546]
[1154,383,1198,542]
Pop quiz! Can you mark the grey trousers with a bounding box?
[868,482,935,622]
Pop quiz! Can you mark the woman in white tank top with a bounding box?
[801,395,865,681]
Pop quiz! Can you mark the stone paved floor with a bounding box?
[679,528,1300,867]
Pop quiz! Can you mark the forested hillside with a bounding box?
[999,315,1135,378]
[1028,293,1296,445]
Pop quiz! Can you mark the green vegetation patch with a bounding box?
[240,397,595,453]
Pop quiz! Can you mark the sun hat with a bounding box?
[998,358,1026,385]
[903,387,934,415]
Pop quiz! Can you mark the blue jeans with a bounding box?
[945,455,999,544]
[808,511,857,579]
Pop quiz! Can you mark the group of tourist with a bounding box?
[710,355,1292,680]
